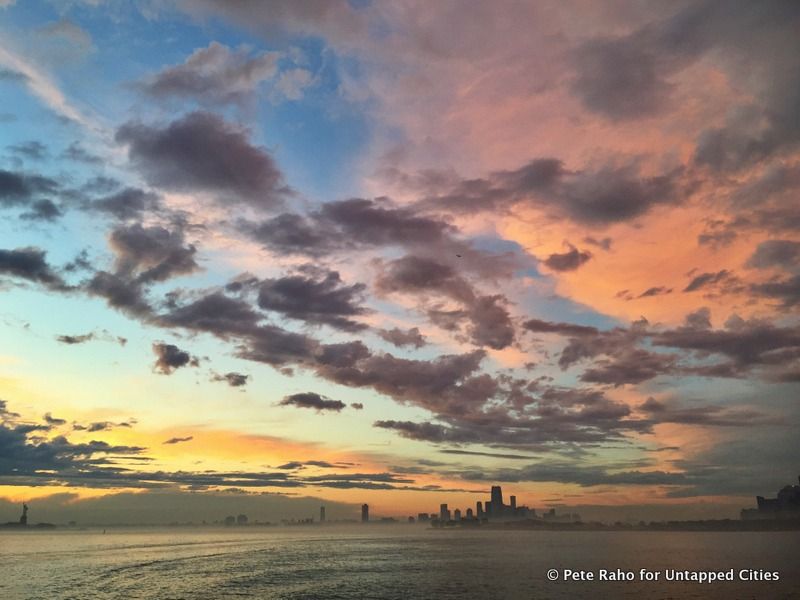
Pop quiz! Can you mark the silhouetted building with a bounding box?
[466,508,473,519]
[224,515,235,526]
[476,501,484,518]
[20,503,27,525]
[361,503,369,522]
[454,509,462,521]
[237,514,248,525]
[320,506,326,523]
[417,513,429,522]
[742,476,800,520]
[510,495,516,510]
[491,486,503,513]
[440,503,451,522]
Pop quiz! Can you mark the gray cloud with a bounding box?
[139,41,279,106]
[211,372,249,387]
[257,268,368,332]
[116,111,292,210]
[280,392,346,412]
[543,244,592,272]
[377,326,427,348]
[152,342,199,375]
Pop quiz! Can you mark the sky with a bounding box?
[0,0,798,525]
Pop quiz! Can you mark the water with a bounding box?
[1,528,798,599]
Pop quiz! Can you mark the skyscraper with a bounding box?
[439,503,451,522]
[491,486,504,508]
[510,495,516,510]
[477,501,484,518]
[320,506,326,523]
[361,503,369,522]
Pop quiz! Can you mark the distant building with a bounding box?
[417,513,429,522]
[224,515,235,526]
[510,495,516,510]
[742,476,800,520]
[20,503,27,525]
[466,508,473,519]
[491,486,503,516]
[454,509,462,521]
[236,514,248,525]
[408,516,415,523]
[320,506,326,523]
[476,501,484,518]
[439,503,451,522]
[361,503,369,523]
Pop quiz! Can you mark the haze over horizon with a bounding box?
[0,0,798,524]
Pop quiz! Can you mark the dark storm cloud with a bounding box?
[163,436,193,445]
[139,41,279,106]
[109,223,198,284]
[211,372,249,387]
[350,402,363,410]
[0,169,58,207]
[747,240,800,270]
[91,187,161,221]
[8,141,47,160]
[280,392,346,412]
[542,244,592,272]
[152,342,199,375]
[377,326,427,348]
[116,111,292,210]
[0,247,67,290]
[257,268,368,332]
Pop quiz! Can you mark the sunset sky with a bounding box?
[0,0,798,524]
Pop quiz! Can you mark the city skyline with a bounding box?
[0,1,798,524]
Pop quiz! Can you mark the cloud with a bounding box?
[211,372,249,387]
[116,111,292,210]
[0,247,67,290]
[55,331,126,346]
[419,160,687,225]
[109,223,199,284]
[61,141,102,164]
[377,326,427,348]
[42,413,66,426]
[8,140,47,160]
[152,342,199,375]
[91,188,161,221]
[280,392,346,412]
[20,199,62,222]
[163,436,193,445]
[746,240,800,270]
[523,318,599,337]
[0,169,58,208]
[256,268,369,332]
[139,42,279,106]
[543,244,592,272]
